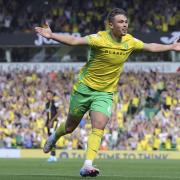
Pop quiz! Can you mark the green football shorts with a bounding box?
[69,83,113,118]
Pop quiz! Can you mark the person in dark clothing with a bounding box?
[45,90,58,162]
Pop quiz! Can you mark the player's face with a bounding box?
[109,14,128,37]
[47,92,53,100]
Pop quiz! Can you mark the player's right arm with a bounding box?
[35,23,88,46]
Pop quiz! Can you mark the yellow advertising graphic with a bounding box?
[20,149,180,160]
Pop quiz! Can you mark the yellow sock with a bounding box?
[55,122,66,141]
[86,128,104,161]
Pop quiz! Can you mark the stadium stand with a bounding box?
[0,0,179,34]
[0,0,179,152]
[0,69,179,151]
[1,0,180,63]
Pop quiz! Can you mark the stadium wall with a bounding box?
[0,62,180,73]
[1,149,180,160]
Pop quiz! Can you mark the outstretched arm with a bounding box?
[35,23,88,46]
[143,39,180,52]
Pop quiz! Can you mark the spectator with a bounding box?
[0,0,179,34]
[0,68,179,151]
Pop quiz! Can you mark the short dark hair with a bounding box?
[107,8,127,23]
[46,89,55,96]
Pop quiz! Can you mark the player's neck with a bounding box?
[110,31,122,43]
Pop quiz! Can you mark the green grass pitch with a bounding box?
[0,158,180,180]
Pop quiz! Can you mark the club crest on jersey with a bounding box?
[123,43,129,49]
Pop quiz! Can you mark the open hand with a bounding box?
[35,22,52,39]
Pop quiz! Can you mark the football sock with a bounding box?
[55,122,66,141]
[85,128,104,163]
[84,160,92,166]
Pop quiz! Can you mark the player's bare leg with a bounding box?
[43,113,83,153]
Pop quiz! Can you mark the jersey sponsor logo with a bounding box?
[104,50,129,55]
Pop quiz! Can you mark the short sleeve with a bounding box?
[85,33,102,47]
[133,37,144,50]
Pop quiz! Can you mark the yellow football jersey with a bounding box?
[74,31,144,92]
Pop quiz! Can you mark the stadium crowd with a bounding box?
[0,0,180,34]
[0,68,179,151]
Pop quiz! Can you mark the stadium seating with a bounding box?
[0,0,179,34]
[0,69,179,151]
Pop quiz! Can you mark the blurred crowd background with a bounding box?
[0,68,179,151]
[1,0,179,63]
[0,0,180,152]
[0,0,180,34]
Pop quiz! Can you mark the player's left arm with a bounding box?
[143,40,180,52]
